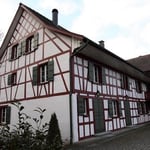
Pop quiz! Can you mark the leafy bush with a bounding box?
[0,102,63,150]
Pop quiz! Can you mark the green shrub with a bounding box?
[0,102,63,150]
[46,113,63,150]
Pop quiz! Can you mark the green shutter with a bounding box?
[108,100,113,118]
[8,74,12,85]
[119,101,122,117]
[102,67,106,84]
[33,33,39,50]
[88,62,94,82]
[78,97,85,115]
[21,40,26,54]
[32,66,38,85]
[9,48,12,61]
[6,106,11,124]
[48,60,54,81]
[121,74,124,88]
[17,43,22,57]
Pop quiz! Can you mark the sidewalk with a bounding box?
[64,122,150,150]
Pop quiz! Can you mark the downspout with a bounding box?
[69,39,89,144]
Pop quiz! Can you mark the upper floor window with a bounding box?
[7,72,17,86]
[26,33,39,53]
[26,36,34,53]
[40,63,48,83]
[32,60,54,85]
[120,74,130,90]
[135,80,142,93]
[11,44,18,59]
[88,62,106,84]
[9,33,39,60]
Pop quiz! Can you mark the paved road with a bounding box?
[64,122,150,150]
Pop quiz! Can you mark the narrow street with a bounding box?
[65,122,150,150]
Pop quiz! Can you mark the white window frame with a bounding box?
[40,63,48,83]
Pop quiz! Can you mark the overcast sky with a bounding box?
[1,0,150,59]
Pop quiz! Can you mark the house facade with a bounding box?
[0,3,150,144]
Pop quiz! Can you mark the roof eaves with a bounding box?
[0,4,23,58]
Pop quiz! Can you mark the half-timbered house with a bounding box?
[0,3,150,144]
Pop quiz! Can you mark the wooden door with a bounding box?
[93,98,105,133]
[124,101,132,126]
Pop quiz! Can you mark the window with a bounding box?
[120,75,130,90]
[138,102,147,114]
[32,60,54,85]
[11,44,18,59]
[9,33,39,60]
[40,63,48,83]
[135,80,142,93]
[112,101,118,116]
[26,36,34,53]
[0,106,11,124]
[108,100,121,118]
[88,62,105,84]
[77,97,88,116]
[26,33,39,53]
[8,72,17,86]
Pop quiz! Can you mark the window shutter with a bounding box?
[21,40,26,54]
[17,43,22,57]
[119,101,122,117]
[78,97,85,115]
[48,60,54,81]
[120,74,124,88]
[32,66,38,85]
[108,100,113,118]
[6,106,11,124]
[88,62,94,82]
[9,48,12,61]
[8,74,12,85]
[102,67,106,84]
[33,33,39,50]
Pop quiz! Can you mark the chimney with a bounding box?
[52,9,58,25]
[99,40,105,48]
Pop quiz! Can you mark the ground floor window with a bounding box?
[138,102,147,114]
[0,106,11,124]
[108,100,122,118]
[77,97,89,116]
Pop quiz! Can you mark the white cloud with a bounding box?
[0,0,20,44]
[1,0,150,60]
[71,0,150,59]
[38,0,79,15]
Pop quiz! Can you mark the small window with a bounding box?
[108,100,119,118]
[138,102,147,114]
[32,60,54,85]
[0,106,11,124]
[88,62,103,84]
[26,36,34,53]
[120,75,130,90]
[40,63,48,83]
[135,80,142,93]
[112,101,118,116]
[11,44,18,59]
[8,72,17,86]
[26,33,39,53]
[77,97,88,116]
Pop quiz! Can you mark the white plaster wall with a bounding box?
[9,95,71,144]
